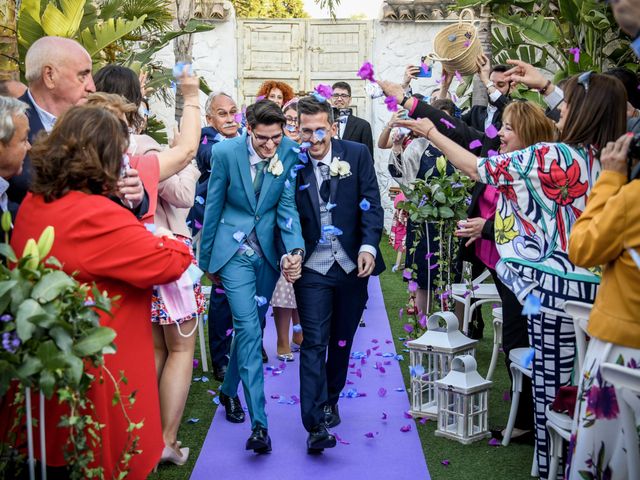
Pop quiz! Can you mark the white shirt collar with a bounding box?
[310,146,332,169]
[27,90,57,133]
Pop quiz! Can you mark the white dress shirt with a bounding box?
[246,137,268,181]
[484,90,502,130]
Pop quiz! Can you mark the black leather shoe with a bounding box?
[262,346,268,364]
[246,426,272,453]
[323,403,341,428]
[213,364,227,382]
[219,392,245,423]
[307,424,336,453]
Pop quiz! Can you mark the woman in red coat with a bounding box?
[10,106,192,478]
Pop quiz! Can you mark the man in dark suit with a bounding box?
[9,36,146,217]
[293,96,384,453]
[330,81,374,157]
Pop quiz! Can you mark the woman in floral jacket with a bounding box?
[392,71,628,479]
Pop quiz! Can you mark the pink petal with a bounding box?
[225,328,233,337]
[193,359,199,368]
[403,411,413,419]
[400,424,412,432]
[487,149,499,156]
[485,124,499,139]
[338,340,347,347]
[469,139,482,150]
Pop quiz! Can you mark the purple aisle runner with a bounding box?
[190,276,430,480]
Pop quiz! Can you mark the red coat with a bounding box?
[10,191,191,479]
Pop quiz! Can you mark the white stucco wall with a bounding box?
[151,17,460,231]
[149,14,239,132]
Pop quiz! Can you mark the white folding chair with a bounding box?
[599,363,640,479]
[198,285,212,372]
[546,301,592,479]
[451,269,502,335]
[486,307,502,381]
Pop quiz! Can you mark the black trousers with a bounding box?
[207,288,233,368]
[294,263,369,431]
[491,270,534,431]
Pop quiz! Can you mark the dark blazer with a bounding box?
[342,114,374,158]
[9,91,149,219]
[461,93,510,132]
[295,138,385,276]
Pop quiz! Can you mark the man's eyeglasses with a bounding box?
[299,128,327,141]
[578,71,593,92]
[285,116,298,125]
[252,131,283,145]
[331,93,350,99]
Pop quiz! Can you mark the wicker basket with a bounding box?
[427,8,482,75]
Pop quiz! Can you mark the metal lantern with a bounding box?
[407,312,477,418]
[435,355,492,444]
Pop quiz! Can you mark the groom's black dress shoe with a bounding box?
[246,426,272,453]
[219,392,245,423]
[307,424,336,453]
[262,346,269,364]
[323,403,341,428]
[213,364,227,382]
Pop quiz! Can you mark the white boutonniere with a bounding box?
[329,156,351,179]
[267,153,284,177]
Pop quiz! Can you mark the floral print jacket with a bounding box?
[476,142,601,299]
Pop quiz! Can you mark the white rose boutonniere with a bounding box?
[267,153,284,177]
[329,157,351,179]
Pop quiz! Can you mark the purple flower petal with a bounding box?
[469,139,482,150]
[489,438,501,446]
[402,269,412,280]
[384,95,399,112]
[334,433,350,445]
[403,411,413,419]
[400,424,412,432]
[201,136,208,145]
[338,339,347,347]
[440,118,455,129]
[378,387,387,397]
[408,280,418,292]
[193,359,199,368]
[502,390,511,402]
[357,61,376,82]
[403,323,414,333]
[485,124,499,139]
[419,418,428,424]
[364,432,377,438]
[487,149,499,156]
[441,459,450,466]
[225,328,233,337]
[381,412,388,420]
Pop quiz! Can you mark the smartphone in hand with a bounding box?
[416,56,432,78]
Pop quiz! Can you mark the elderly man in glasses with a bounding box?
[330,81,374,157]
[199,99,305,454]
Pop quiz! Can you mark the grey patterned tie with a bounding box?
[319,163,330,203]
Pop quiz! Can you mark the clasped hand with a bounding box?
[282,254,302,283]
[117,167,144,210]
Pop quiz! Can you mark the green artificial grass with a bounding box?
[149,235,534,480]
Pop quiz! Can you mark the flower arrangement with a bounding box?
[398,156,474,337]
[0,214,139,479]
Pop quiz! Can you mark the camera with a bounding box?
[629,132,640,180]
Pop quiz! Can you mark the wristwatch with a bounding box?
[290,248,304,258]
[485,81,495,90]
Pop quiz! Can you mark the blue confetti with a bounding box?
[292,146,301,154]
[170,80,177,93]
[187,418,200,424]
[286,217,293,230]
[255,296,268,306]
[311,92,327,103]
[522,293,542,317]
[409,365,425,377]
[195,195,205,205]
[326,202,337,211]
[277,395,288,404]
[293,164,305,171]
[233,231,245,243]
[359,198,371,211]
[212,396,220,405]
[522,347,535,369]
[298,152,309,163]
[314,129,327,141]
[322,225,343,236]
[172,62,193,78]
[395,354,404,362]
[284,179,291,188]
[200,376,209,382]
[382,352,395,358]
[394,387,405,392]
[144,223,157,233]
[290,169,298,178]
[299,184,310,191]
[300,142,312,150]
[292,324,303,333]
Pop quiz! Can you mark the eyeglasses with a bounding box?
[285,116,298,125]
[331,93,351,99]
[578,71,593,92]
[252,131,283,145]
[299,128,327,141]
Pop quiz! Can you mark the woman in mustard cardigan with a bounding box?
[567,132,640,479]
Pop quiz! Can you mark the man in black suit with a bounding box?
[330,81,374,157]
[293,96,384,453]
[9,36,146,218]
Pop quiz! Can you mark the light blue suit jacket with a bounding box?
[199,133,304,274]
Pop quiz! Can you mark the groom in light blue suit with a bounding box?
[199,100,304,453]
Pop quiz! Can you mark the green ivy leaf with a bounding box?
[31,270,75,303]
[72,326,116,357]
[39,369,56,399]
[50,326,73,352]
[16,298,48,341]
[0,279,18,299]
[65,354,84,386]
[37,340,67,370]
[0,244,18,263]
[438,206,455,219]
[16,355,43,380]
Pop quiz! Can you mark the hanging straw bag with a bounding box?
[426,8,482,75]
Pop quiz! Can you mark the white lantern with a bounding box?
[435,355,492,444]
[407,312,477,418]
